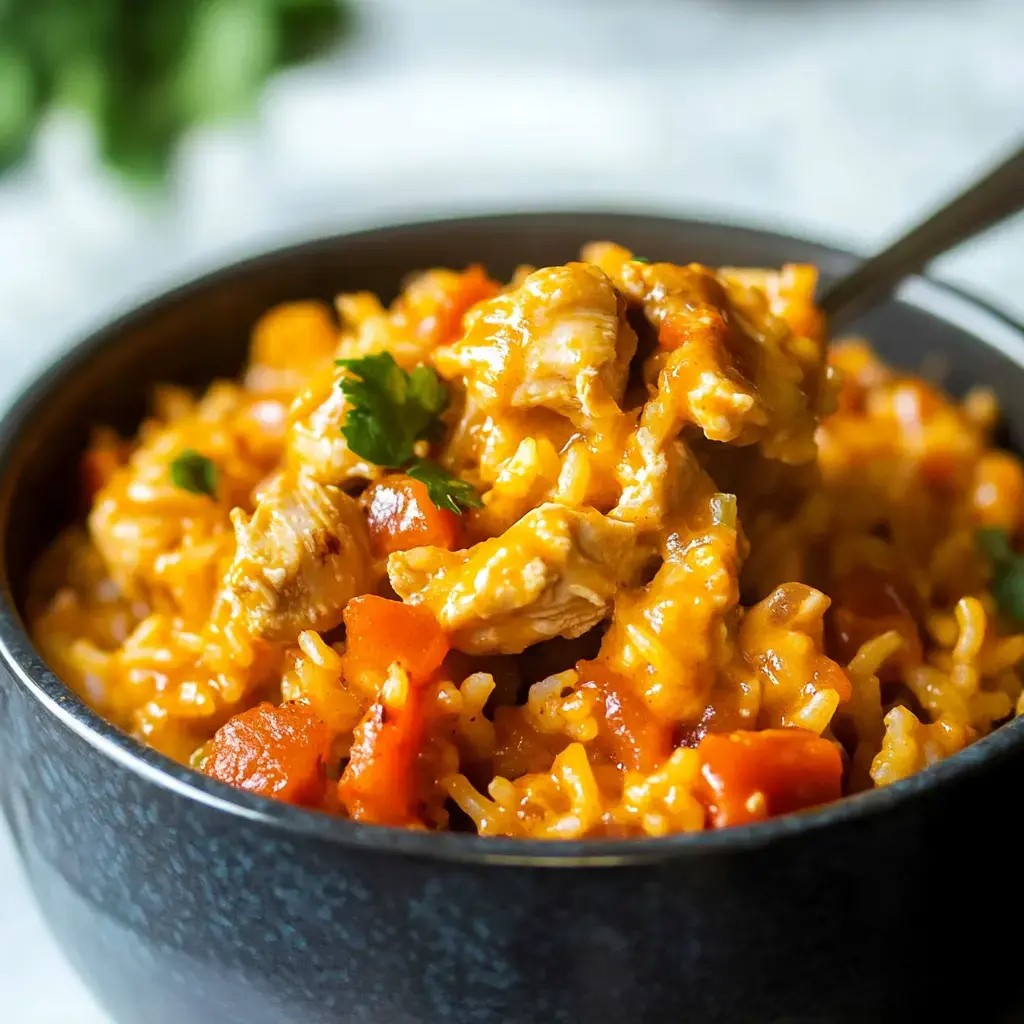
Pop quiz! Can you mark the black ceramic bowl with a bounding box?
[2,213,1024,1024]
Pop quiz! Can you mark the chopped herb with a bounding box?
[407,458,484,515]
[631,256,651,263]
[337,352,480,514]
[977,527,1024,622]
[169,449,217,497]
[336,352,448,467]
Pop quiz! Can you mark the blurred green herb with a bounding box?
[977,526,1024,623]
[0,0,349,184]
[170,449,218,496]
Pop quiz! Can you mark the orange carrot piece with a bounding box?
[338,687,428,826]
[363,474,461,556]
[697,728,843,829]
[577,660,672,773]
[429,265,500,343]
[342,595,449,688]
[205,702,330,806]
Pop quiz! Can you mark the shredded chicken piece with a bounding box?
[222,471,374,642]
[717,265,826,346]
[601,493,742,722]
[285,366,379,486]
[435,263,637,514]
[583,241,830,464]
[435,262,637,431]
[388,503,643,654]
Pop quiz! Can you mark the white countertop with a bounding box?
[1,1,1022,1019]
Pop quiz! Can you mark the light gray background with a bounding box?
[1,0,1022,1019]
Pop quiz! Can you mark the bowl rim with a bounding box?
[3,208,1024,868]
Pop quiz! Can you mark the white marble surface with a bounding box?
[1,0,1022,1019]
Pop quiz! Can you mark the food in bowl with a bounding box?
[26,242,1024,839]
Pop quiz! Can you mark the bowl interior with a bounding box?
[2,211,1024,857]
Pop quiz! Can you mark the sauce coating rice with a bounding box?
[27,244,1024,837]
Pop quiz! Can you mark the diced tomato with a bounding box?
[577,660,672,773]
[204,702,330,806]
[338,597,448,824]
[697,728,843,829]
[362,475,461,556]
[429,265,499,343]
[829,566,923,681]
[342,595,449,688]
[338,687,427,826]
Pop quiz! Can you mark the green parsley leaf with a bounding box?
[977,526,1015,564]
[992,560,1024,623]
[631,256,651,263]
[337,352,480,512]
[977,526,1024,623]
[336,352,449,468]
[169,449,217,497]
[406,458,484,515]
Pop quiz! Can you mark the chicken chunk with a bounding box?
[583,241,830,464]
[601,492,742,722]
[435,262,636,431]
[222,471,374,642]
[285,366,379,486]
[737,582,851,733]
[388,504,643,654]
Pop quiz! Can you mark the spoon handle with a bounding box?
[819,141,1024,331]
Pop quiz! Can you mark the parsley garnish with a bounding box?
[337,352,481,514]
[407,458,483,514]
[631,256,651,263]
[977,527,1024,622]
[169,449,217,497]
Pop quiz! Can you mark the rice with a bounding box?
[25,251,1024,838]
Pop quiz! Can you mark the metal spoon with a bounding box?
[819,141,1024,332]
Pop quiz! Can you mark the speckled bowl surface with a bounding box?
[2,213,1024,1024]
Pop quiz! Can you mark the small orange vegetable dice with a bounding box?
[428,264,500,343]
[338,687,427,826]
[697,728,843,829]
[577,660,672,773]
[972,451,1024,533]
[204,702,330,806]
[342,595,449,688]
[247,301,338,394]
[363,474,461,556]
